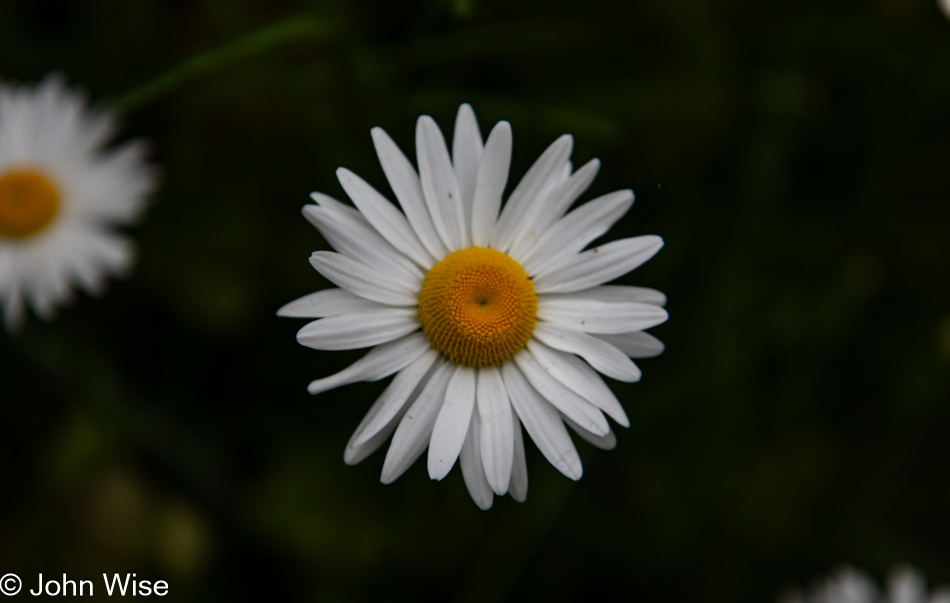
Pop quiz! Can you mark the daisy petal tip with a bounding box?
[613,412,631,429]
[343,441,370,466]
[558,133,574,150]
[486,121,513,143]
[379,465,398,485]
[306,376,342,395]
[352,430,375,449]
[301,204,320,222]
[369,127,387,146]
[426,455,452,481]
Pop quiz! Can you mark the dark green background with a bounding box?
[2,0,949,600]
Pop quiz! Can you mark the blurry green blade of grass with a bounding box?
[114,11,335,112]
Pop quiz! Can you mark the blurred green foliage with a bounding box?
[2,0,949,601]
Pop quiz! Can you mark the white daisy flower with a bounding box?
[0,74,156,330]
[940,0,950,21]
[280,104,667,509]
[782,566,950,603]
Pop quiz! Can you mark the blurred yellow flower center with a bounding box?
[417,246,537,368]
[0,169,60,239]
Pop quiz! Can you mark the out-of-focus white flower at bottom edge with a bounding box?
[781,565,950,603]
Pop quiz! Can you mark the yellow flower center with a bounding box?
[0,169,60,239]
[417,246,537,368]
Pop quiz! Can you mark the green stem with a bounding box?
[114,12,327,112]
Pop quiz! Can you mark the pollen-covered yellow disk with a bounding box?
[0,169,60,239]
[418,246,537,368]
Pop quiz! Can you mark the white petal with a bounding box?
[344,355,438,465]
[308,190,387,225]
[334,168,433,270]
[887,566,928,603]
[471,121,512,247]
[476,366,514,496]
[309,251,418,306]
[513,349,609,436]
[820,567,878,602]
[381,359,455,483]
[303,199,423,282]
[350,349,439,447]
[533,235,664,294]
[594,331,665,358]
[508,416,528,502]
[459,403,494,510]
[508,158,601,262]
[537,298,668,334]
[417,115,468,250]
[277,288,385,318]
[560,159,573,181]
[296,308,418,350]
[452,103,483,235]
[539,284,667,307]
[305,332,430,395]
[0,281,26,332]
[521,189,633,276]
[562,415,617,450]
[371,127,446,260]
[27,287,59,321]
[932,591,950,603]
[533,322,642,382]
[502,362,582,480]
[491,135,573,253]
[344,401,409,466]
[427,365,476,480]
[526,339,629,427]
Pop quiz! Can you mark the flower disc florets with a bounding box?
[0,169,60,239]
[417,246,537,367]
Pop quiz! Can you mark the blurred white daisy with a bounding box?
[940,0,950,21]
[0,74,156,330]
[781,565,950,603]
[280,104,666,509]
